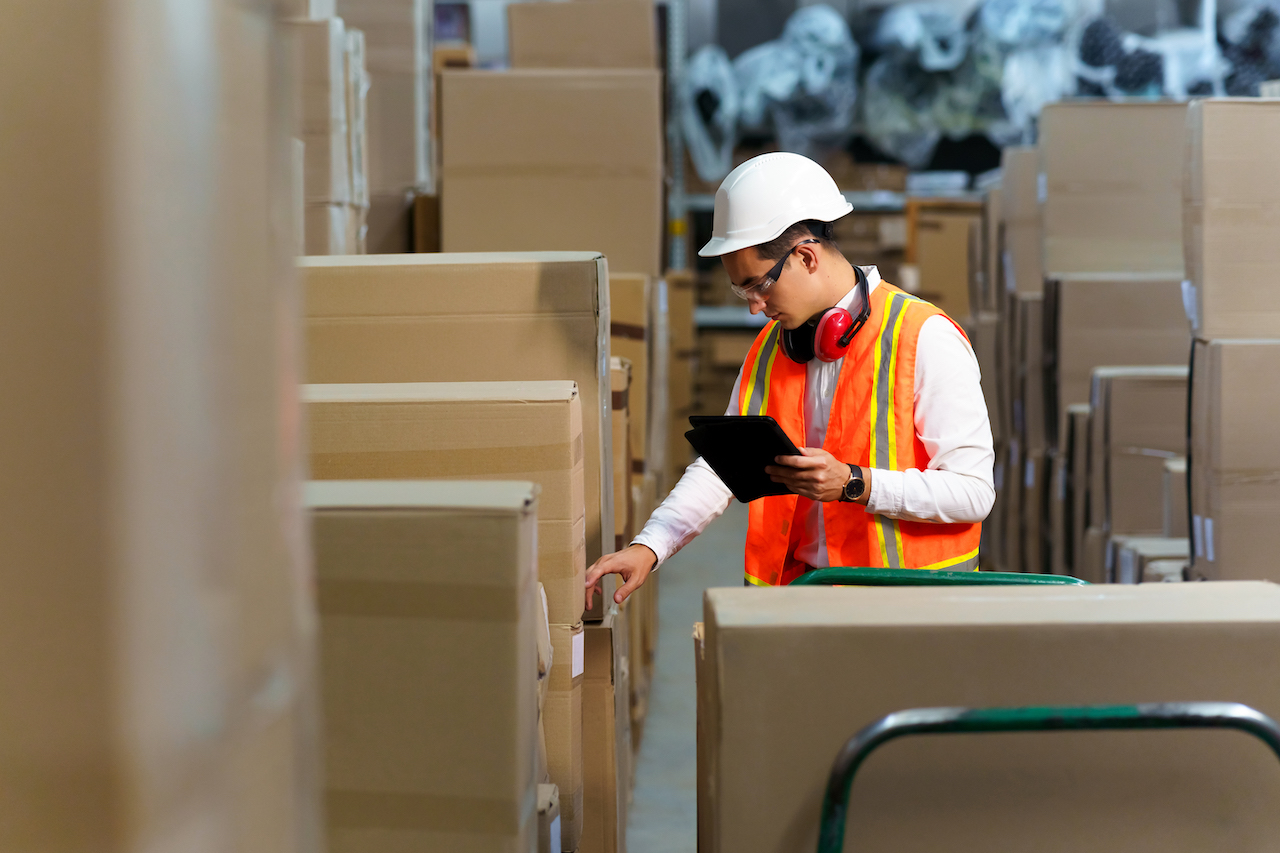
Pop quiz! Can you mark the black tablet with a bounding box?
[685,415,803,503]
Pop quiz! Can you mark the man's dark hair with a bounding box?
[754,219,838,261]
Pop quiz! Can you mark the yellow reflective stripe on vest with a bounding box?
[914,548,981,572]
[869,292,911,569]
[744,571,771,586]
[740,322,782,417]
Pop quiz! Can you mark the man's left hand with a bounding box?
[765,447,852,502]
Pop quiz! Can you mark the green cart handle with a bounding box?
[790,566,1089,586]
[817,701,1280,853]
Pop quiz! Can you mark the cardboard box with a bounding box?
[699,583,1280,853]
[999,439,1023,571]
[4,5,321,848]
[612,358,634,552]
[1079,526,1108,583]
[288,17,353,205]
[282,0,336,16]
[308,480,540,852]
[915,211,979,318]
[582,610,632,853]
[365,189,414,253]
[1021,450,1048,573]
[971,311,1001,442]
[1043,274,1189,443]
[302,252,615,571]
[1040,101,1186,276]
[1110,535,1190,584]
[1015,293,1046,452]
[305,380,588,625]
[509,0,657,69]
[547,621,586,851]
[1189,338,1280,581]
[982,187,1002,311]
[441,69,664,277]
[305,202,360,255]
[1064,404,1091,579]
[1184,99,1280,338]
[538,784,562,853]
[1048,447,1067,575]
[666,271,697,482]
[1000,146,1042,296]
[612,274,650,476]
[335,0,433,193]
[1088,366,1188,535]
[1164,456,1188,538]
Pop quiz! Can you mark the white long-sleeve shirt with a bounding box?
[634,266,995,568]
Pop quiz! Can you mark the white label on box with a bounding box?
[550,816,561,853]
[1024,458,1035,489]
[1204,517,1215,563]
[572,630,585,678]
[1181,280,1199,331]
[1037,172,1047,203]
[1193,515,1204,557]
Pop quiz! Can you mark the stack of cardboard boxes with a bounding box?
[1184,99,1280,583]
[287,13,370,254]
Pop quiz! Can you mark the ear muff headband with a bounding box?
[781,265,872,364]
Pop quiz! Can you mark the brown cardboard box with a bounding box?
[999,439,1023,571]
[612,274,651,476]
[582,610,632,853]
[1000,146,1043,296]
[1048,447,1067,575]
[548,621,586,851]
[1015,293,1046,453]
[1043,274,1189,443]
[335,0,433,194]
[305,380,588,625]
[971,311,1001,442]
[915,211,979,317]
[1079,526,1108,584]
[1040,101,1187,276]
[288,17,353,205]
[283,0,337,16]
[509,0,657,69]
[1088,366,1188,536]
[305,203,357,255]
[1065,404,1091,579]
[1021,450,1048,573]
[667,271,698,481]
[1,4,322,849]
[1109,535,1190,584]
[1189,339,1280,581]
[365,189,414,253]
[302,252,615,570]
[612,358,634,552]
[441,69,664,277]
[983,187,1002,311]
[1164,456,1188,538]
[699,583,1280,853]
[308,480,539,852]
[1184,99,1280,338]
[412,192,439,252]
[538,784,561,853]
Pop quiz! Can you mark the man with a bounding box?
[587,152,994,606]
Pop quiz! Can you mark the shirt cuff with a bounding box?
[629,531,669,569]
[864,467,904,517]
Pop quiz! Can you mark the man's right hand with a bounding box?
[585,543,658,610]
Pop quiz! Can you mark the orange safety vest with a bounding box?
[738,281,981,585]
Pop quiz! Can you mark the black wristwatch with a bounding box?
[839,464,865,503]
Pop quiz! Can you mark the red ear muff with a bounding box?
[813,307,854,363]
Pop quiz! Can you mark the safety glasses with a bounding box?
[730,238,820,300]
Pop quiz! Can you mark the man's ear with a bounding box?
[798,242,822,273]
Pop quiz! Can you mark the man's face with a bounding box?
[720,244,816,330]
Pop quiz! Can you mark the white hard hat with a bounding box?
[698,152,853,258]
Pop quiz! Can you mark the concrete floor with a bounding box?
[625,501,749,853]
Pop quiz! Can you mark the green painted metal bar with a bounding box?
[816,701,1280,853]
[789,566,1089,587]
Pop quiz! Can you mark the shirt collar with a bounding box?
[835,265,881,312]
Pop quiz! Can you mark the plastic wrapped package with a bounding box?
[1073,14,1228,97]
[683,45,739,184]
[733,5,859,156]
[1001,44,1072,136]
[873,3,969,70]
[978,0,1071,46]
[1222,4,1280,94]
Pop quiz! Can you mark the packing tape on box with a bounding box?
[312,438,585,473]
[610,322,646,341]
[317,579,520,621]
[327,787,536,835]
